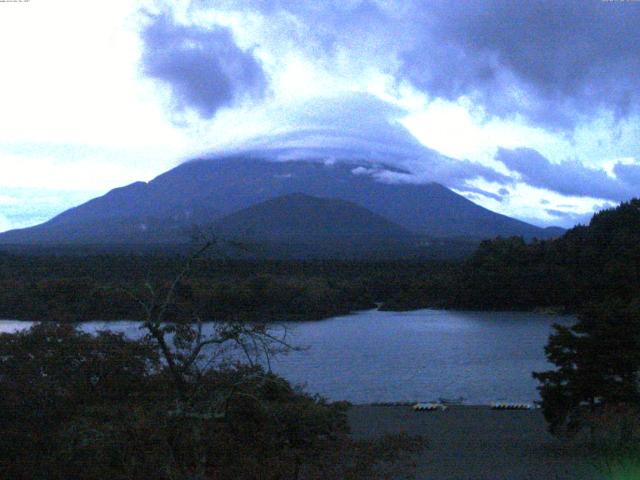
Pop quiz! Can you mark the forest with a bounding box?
[0,252,448,322]
[385,199,640,312]
[1,200,640,322]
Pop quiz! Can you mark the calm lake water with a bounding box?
[0,309,573,405]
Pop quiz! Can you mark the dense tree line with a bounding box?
[0,253,449,322]
[520,200,640,462]
[385,199,640,312]
[3,200,640,320]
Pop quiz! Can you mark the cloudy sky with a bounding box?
[1,0,640,232]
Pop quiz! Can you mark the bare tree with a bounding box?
[129,240,292,391]
[124,239,297,478]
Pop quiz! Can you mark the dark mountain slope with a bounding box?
[211,193,424,259]
[0,155,562,245]
[213,193,410,241]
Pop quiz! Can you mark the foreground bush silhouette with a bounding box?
[0,323,423,480]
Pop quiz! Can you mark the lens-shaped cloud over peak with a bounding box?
[215,93,510,194]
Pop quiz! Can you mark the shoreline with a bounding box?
[348,404,603,480]
[0,305,575,324]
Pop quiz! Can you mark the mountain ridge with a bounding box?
[0,155,563,249]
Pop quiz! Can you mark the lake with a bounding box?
[0,309,573,405]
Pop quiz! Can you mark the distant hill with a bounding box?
[540,226,566,238]
[214,193,409,241]
[211,193,425,259]
[0,155,562,251]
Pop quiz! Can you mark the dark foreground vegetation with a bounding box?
[526,201,640,474]
[0,321,424,479]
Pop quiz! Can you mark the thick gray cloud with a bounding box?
[403,1,640,129]
[497,147,640,201]
[140,11,267,118]
[614,162,640,186]
[201,0,640,130]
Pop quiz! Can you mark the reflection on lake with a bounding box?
[0,309,573,404]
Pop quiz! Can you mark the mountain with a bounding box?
[0,155,562,247]
[540,226,566,238]
[214,193,409,241]
[211,193,425,258]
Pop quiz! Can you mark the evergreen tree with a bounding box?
[533,299,640,438]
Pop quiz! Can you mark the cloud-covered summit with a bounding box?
[138,1,640,224]
[217,93,510,196]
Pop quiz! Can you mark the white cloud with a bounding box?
[0,214,11,233]
[0,195,21,206]
[0,187,98,233]
[456,179,614,228]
